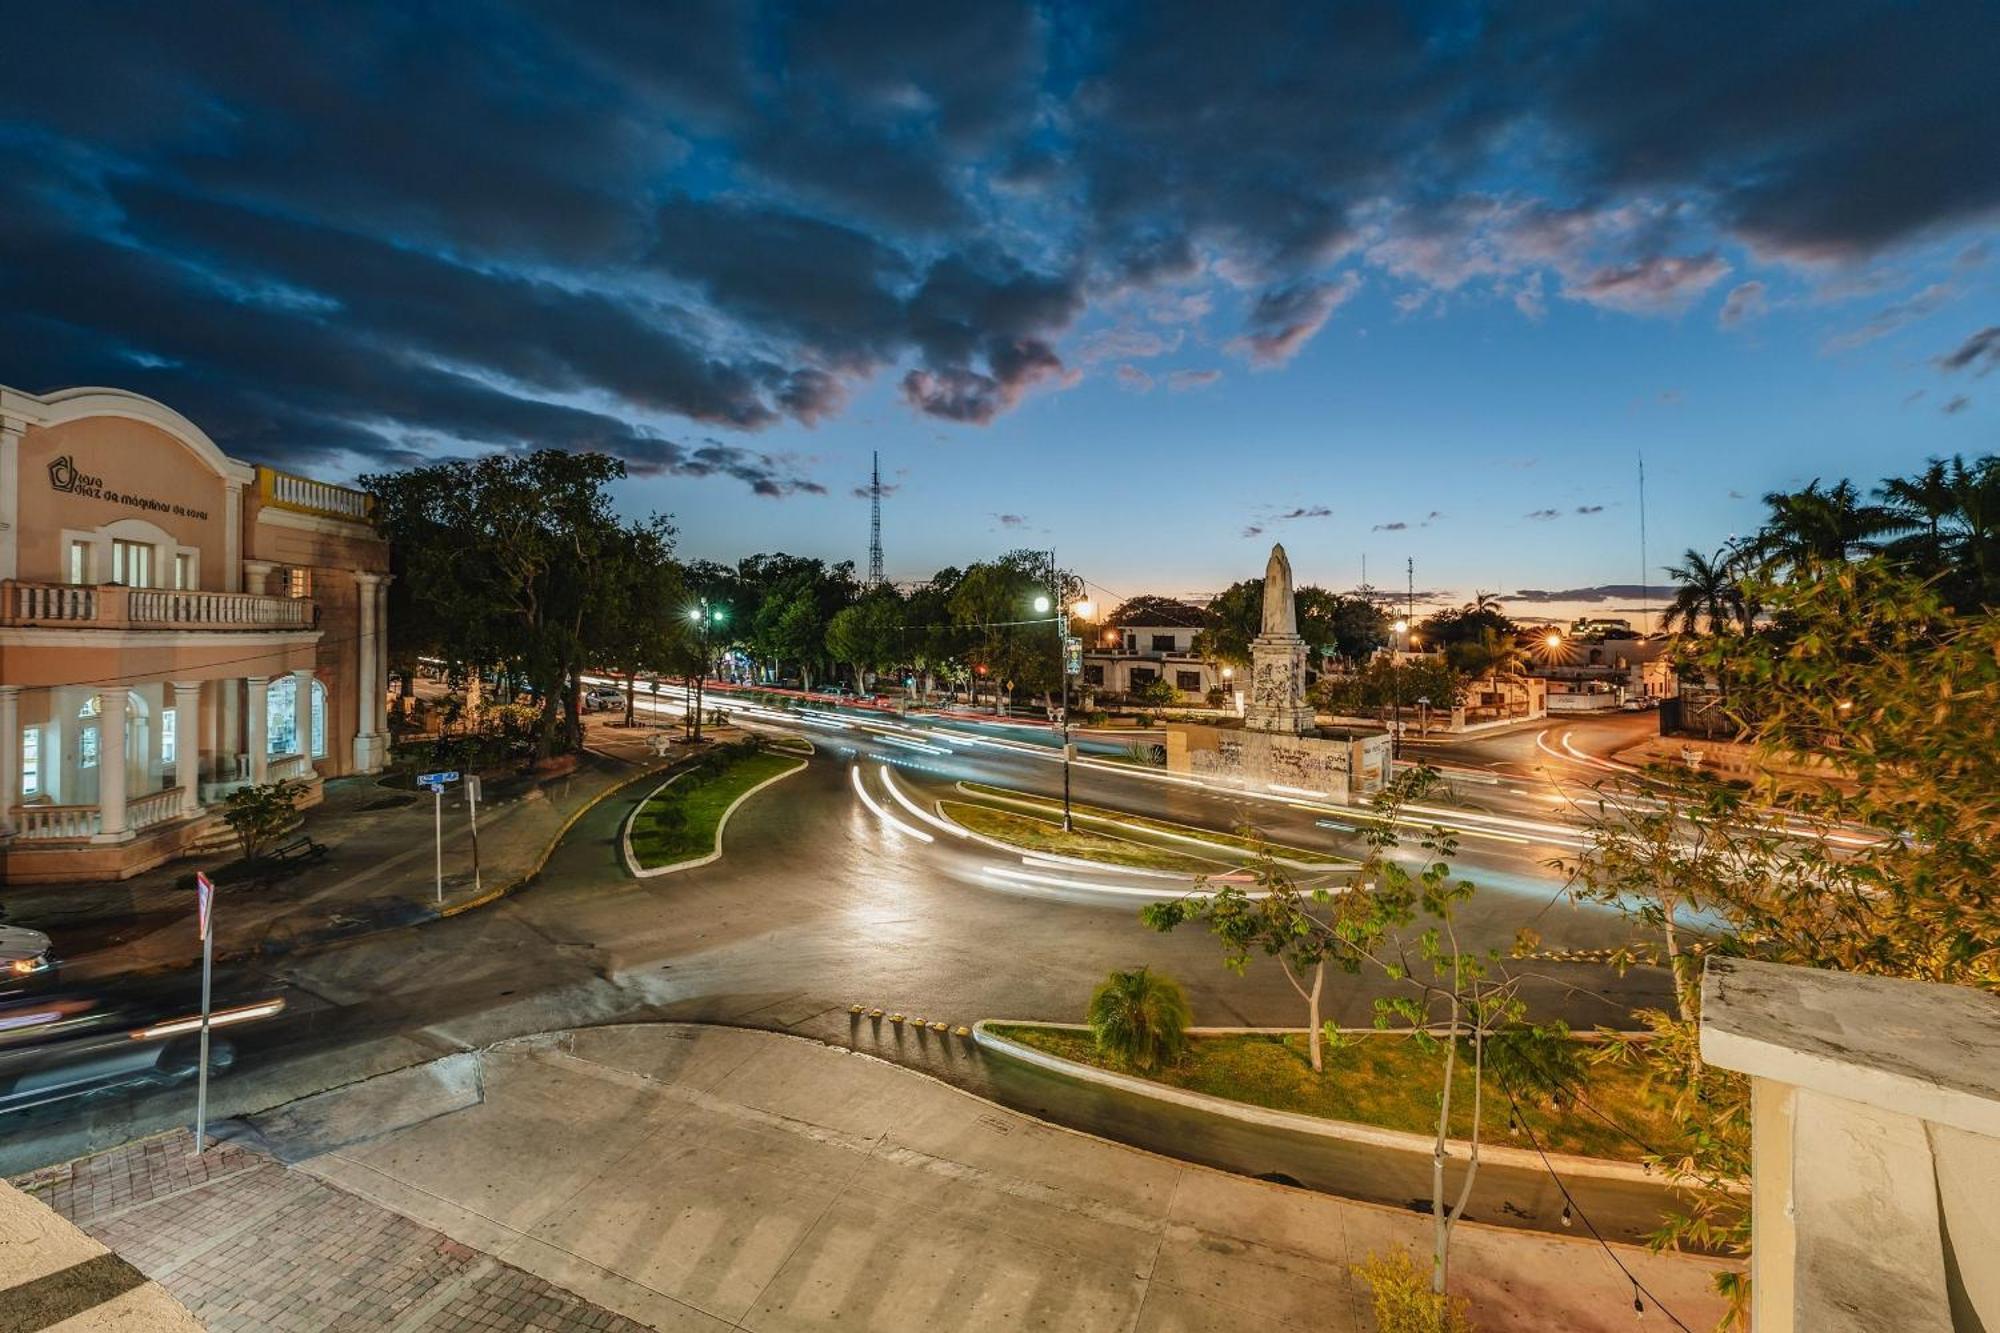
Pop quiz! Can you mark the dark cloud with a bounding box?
[3,0,1995,479]
[1942,395,1972,415]
[995,512,1028,527]
[1826,282,1961,352]
[1373,521,1408,531]
[1275,505,1332,521]
[1938,326,2000,376]
[1575,504,1605,514]
[1512,584,1679,604]
[1242,526,1265,538]
[1525,508,1562,521]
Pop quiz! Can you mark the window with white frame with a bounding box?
[80,725,98,770]
[67,540,92,585]
[21,727,40,797]
[309,680,327,758]
[267,676,299,755]
[162,708,177,767]
[175,552,194,590]
[111,539,153,587]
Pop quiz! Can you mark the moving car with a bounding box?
[0,925,56,998]
[0,985,284,1114]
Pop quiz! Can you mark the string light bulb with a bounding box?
[1560,1203,1572,1228]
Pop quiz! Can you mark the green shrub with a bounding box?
[1086,967,1192,1072]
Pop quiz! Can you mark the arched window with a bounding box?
[268,676,298,755]
[309,680,327,758]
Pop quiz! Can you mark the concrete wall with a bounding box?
[1701,958,2000,1332]
[1164,722,1390,803]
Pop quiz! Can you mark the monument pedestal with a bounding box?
[1244,631,1316,735]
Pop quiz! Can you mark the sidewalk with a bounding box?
[14,1023,1734,1332]
[0,717,730,983]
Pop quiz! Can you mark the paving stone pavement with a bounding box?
[11,1129,652,1332]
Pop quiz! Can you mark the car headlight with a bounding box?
[8,958,49,976]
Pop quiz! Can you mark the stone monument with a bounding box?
[1243,543,1316,735]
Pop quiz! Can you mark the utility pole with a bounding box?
[1638,452,1650,636]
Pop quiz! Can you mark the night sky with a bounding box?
[3,2,1995,622]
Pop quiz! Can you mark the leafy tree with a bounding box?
[825,589,906,690]
[1130,676,1178,707]
[1086,967,1193,1071]
[1873,453,2000,609]
[1313,657,1463,720]
[223,777,309,865]
[1748,477,1880,573]
[592,517,688,724]
[950,550,1078,707]
[367,451,639,759]
[1415,601,1515,652]
[1104,595,1207,628]
[1444,627,1527,679]
[1194,579,1367,664]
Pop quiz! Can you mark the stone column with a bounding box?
[0,685,18,838]
[246,676,269,784]
[172,682,202,816]
[242,559,276,597]
[96,690,128,840]
[292,668,316,764]
[218,678,240,782]
[352,571,385,773]
[223,479,244,592]
[0,421,22,583]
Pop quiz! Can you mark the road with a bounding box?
[2,695,1685,1245]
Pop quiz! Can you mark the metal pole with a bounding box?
[467,776,481,894]
[433,785,443,905]
[193,920,212,1155]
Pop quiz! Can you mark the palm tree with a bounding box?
[1750,479,1881,574]
[1448,627,1528,678]
[1663,546,1746,635]
[1086,967,1192,1071]
[1463,590,1504,614]
[1876,458,1958,574]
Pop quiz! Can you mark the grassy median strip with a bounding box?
[959,781,1350,866]
[628,748,804,869]
[986,1024,1675,1164]
[939,801,1226,874]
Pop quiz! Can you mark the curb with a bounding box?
[435,756,685,917]
[620,752,808,878]
[972,1020,1663,1186]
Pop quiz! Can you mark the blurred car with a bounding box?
[0,926,56,997]
[0,987,283,1114]
[583,686,625,712]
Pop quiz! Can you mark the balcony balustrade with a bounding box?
[259,466,375,522]
[1,581,314,630]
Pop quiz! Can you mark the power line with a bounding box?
[1503,1085,1696,1331]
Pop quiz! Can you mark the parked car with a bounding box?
[583,686,625,712]
[0,926,56,998]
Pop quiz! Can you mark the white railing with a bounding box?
[127,788,185,831]
[128,589,313,628]
[268,753,313,781]
[11,804,100,840]
[5,583,96,622]
[0,582,314,630]
[263,467,374,521]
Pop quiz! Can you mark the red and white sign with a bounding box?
[195,871,215,942]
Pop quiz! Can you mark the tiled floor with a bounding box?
[12,1129,650,1332]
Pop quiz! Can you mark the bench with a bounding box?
[265,835,328,867]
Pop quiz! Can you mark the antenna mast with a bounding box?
[867,451,884,588]
[1637,452,1649,635]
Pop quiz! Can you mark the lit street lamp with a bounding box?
[687,598,727,742]
[1030,573,1079,831]
[1391,619,1410,760]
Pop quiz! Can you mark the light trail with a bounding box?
[879,766,968,839]
[849,764,933,842]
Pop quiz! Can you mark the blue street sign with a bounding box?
[427,782,445,795]
[416,770,460,785]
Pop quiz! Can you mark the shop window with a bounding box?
[310,680,327,758]
[286,567,313,599]
[162,708,177,766]
[21,727,39,797]
[67,540,92,585]
[111,539,153,587]
[267,677,299,755]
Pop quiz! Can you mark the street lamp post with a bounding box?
[1391,619,1409,761]
[687,599,727,742]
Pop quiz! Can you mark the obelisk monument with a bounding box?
[1243,543,1316,734]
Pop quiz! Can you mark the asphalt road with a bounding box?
[2,700,1686,1245]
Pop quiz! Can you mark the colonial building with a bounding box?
[0,386,390,884]
[1081,598,1229,702]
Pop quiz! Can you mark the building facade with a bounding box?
[1081,623,1230,702]
[1,386,390,884]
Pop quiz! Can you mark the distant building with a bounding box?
[1531,635,1676,711]
[1,386,391,884]
[1080,598,1227,702]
